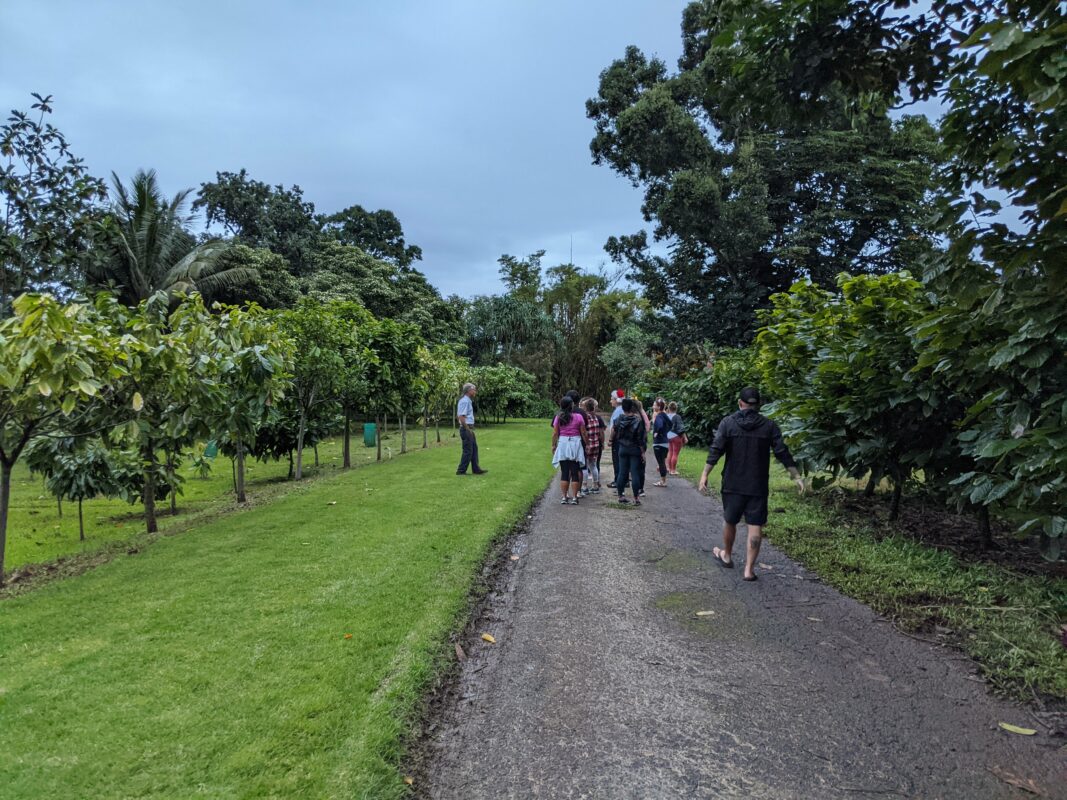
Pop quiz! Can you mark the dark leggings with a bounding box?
[653,445,668,478]
[559,459,582,483]
[617,449,643,497]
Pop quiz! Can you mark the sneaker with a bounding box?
[633,498,642,507]
[568,497,580,505]
[607,482,617,489]
[581,488,590,496]
[560,497,569,505]
[618,496,630,504]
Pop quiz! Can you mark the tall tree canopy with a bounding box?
[319,205,422,268]
[0,94,106,316]
[302,241,462,344]
[193,169,321,276]
[587,3,943,347]
[87,170,249,307]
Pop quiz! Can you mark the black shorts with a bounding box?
[721,492,769,526]
[559,459,582,482]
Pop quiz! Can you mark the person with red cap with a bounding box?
[606,389,626,489]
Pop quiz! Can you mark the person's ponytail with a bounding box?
[558,395,573,427]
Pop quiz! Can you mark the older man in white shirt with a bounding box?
[456,382,487,475]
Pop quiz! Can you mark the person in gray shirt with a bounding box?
[456,382,487,475]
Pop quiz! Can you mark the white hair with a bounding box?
[462,382,476,394]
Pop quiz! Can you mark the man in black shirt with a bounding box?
[698,387,804,581]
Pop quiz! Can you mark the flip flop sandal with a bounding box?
[713,549,734,569]
[742,574,758,581]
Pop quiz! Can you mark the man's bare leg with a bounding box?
[744,524,764,580]
[714,522,737,566]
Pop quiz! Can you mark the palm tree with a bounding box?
[88,169,252,306]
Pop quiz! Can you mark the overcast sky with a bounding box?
[1,1,693,297]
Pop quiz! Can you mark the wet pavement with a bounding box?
[421,460,1066,799]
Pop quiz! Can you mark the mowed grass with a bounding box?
[3,427,408,571]
[675,445,1067,700]
[0,421,552,798]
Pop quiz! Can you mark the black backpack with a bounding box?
[615,415,643,448]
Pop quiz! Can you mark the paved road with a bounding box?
[422,461,1066,799]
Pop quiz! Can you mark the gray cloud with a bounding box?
[1,0,690,297]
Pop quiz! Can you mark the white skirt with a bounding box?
[552,435,586,468]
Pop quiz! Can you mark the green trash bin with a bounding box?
[363,422,377,448]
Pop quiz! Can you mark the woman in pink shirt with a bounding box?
[551,395,589,505]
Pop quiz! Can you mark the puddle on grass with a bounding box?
[654,590,754,639]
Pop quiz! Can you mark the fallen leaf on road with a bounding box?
[455,643,466,662]
[807,617,823,622]
[343,633,353,640]
[327,501,337,506]
[989,765,1046,796]
[403,776,414,786]
[510,555,520,561]
[695,610,716,617]
[999,722,1037,735]
[481,633,496,644]
[758,563,774,569]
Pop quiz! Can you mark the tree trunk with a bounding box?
[143,444,158,534]
[423,407,428,449]
[376,414,382,462]
[888,481,903,522]
[295,409,307,480]
[0,461,12,587]
[383,413,388,437]
[166,453,177,516]
[231,457,237,493]
[78,499,84,541]
[57,497,63,518]
[978,506,994,550]
[401,414,407,454]
[864,468,882,498]
[436,408,441,444]
[314,444,319,468]
[287,451,294,480]
[343,408,352,469]
[236,437,247,503]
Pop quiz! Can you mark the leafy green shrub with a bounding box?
[645,347,762,446]
[758,273,962,520]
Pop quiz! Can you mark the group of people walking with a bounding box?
[549,389,689,507]
[456,381,804,581]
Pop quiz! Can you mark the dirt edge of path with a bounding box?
[402,477,549,795]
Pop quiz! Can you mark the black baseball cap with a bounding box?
[739,387,761,406]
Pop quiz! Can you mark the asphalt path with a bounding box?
[422,459,1066,799]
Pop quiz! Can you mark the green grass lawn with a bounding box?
[0,421,552,798]
[676,445,1067,700]
[3,425,431,573]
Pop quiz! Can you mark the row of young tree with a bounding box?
[0,287,539,585]
[601,0,1066,556]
